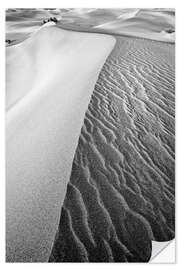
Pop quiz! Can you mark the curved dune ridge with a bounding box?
[6,8,175,45]
[6,24,115,262]
[49,36,175,262]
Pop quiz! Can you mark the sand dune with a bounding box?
[50,36,175,262]
[6,9,175,263]
[91,9,175,42]
[6,8,175,45]
[6,24,115,262]
[61,9,175,43]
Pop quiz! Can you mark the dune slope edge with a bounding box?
[6,26,116,262]
[50,36,175,262]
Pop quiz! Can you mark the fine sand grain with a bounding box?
[50,36,175,262]
[6,25,115,262]
[6,9,175,262]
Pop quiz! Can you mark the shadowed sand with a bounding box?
[50,35,175,262]
[6,9,175,263]
[6,24,115,262]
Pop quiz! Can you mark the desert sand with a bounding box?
[50,35,175,262]
[6,8,175,46]
[6,9,175,263]
[6,23,115,262]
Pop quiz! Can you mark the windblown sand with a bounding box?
[6,25,115,262]
[50,36,175,262]
[6,9,175,262]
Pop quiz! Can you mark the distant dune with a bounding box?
[93,9,175,42]
[6,24,115,262]
[50,35,175,262]
[6,8,175,45]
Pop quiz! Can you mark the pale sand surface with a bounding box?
[6,25,115,262]
[6,9,175,263]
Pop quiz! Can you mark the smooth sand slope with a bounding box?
[50,36,175,262]
[59,8,175,43]
[93,9,175,42]
[6,24,115,262]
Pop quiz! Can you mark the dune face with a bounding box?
[49,36,175,262]
[59,8,175,43]
[6,8,175,263]
[92,9,175,42]
[6,25,115,262]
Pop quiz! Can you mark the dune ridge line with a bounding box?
[50,34,175,262]
[6,25,116,262]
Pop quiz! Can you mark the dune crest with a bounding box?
[50,35,175,262]
[6,25,115,262]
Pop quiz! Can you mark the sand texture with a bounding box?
[6,25,115,262]
[6,8,175,263]
[49,36,175,262]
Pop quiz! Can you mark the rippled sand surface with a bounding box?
[50,36,175,262]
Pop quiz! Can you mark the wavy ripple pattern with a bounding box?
[49,36,175,262]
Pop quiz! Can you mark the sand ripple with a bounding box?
[50,36,175,262]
